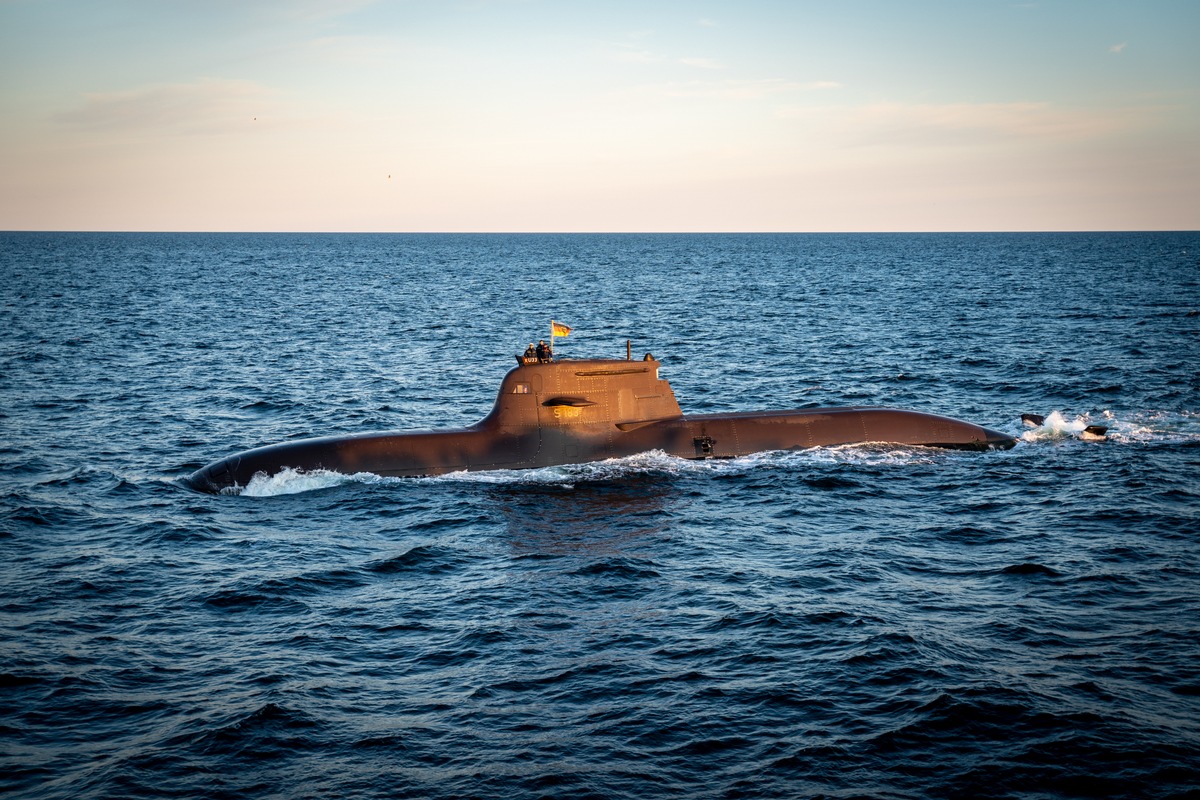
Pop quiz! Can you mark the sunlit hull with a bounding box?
[185,356,1015,493]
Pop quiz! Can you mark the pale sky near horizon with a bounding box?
[2,0,1197,232]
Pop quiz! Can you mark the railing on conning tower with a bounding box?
[515,339,647,367]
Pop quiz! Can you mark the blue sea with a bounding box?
[2,232,1199,799]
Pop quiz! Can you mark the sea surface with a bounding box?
[2,232,1199,799]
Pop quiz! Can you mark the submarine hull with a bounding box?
[185,357,1016,493]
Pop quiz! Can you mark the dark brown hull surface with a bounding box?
[186,357,1015,493]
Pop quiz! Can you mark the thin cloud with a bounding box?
[1109,42,1128,54]
[265,0,377,24]
[778,101,1152,146]
[56,79,276,136]
[697,18,718,27]
[609,43,665,64]
[306,33,403,66]
[679,57,723,70]
[639,78,842,100]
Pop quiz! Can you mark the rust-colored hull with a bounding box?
[185,357,1015,493]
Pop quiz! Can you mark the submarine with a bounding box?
[185,339,1017,493]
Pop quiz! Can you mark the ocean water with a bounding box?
[2,231,1199,799]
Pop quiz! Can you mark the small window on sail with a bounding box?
[513,383,531,394]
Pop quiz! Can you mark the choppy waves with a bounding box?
[3,232,1199,799]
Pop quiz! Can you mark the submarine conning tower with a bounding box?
[478,355,684,432]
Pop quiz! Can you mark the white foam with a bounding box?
[1019,409,1200,445]
[429,450,698,488]
[1098,410,1200,445]
[237,467,389,497]
[1020,410,1091,442]
[777,443,948,467]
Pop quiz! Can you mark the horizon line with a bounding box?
[3,229,1198,235]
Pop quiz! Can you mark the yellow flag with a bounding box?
[551,320,572,337]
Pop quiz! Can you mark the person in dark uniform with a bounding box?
[535,340,550,363]
[523,343,537,361]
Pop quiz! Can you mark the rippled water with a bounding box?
[3,232,1199,799]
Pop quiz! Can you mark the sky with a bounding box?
[1,0,1197,232]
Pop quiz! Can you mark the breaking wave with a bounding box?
[1020,409,1200,445]
[238,467,389,496]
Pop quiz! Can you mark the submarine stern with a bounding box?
[967,424,1018,451]
[660,406,1017,459]
[854,407,1016,451]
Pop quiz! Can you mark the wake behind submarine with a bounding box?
[186,333,1016,493]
